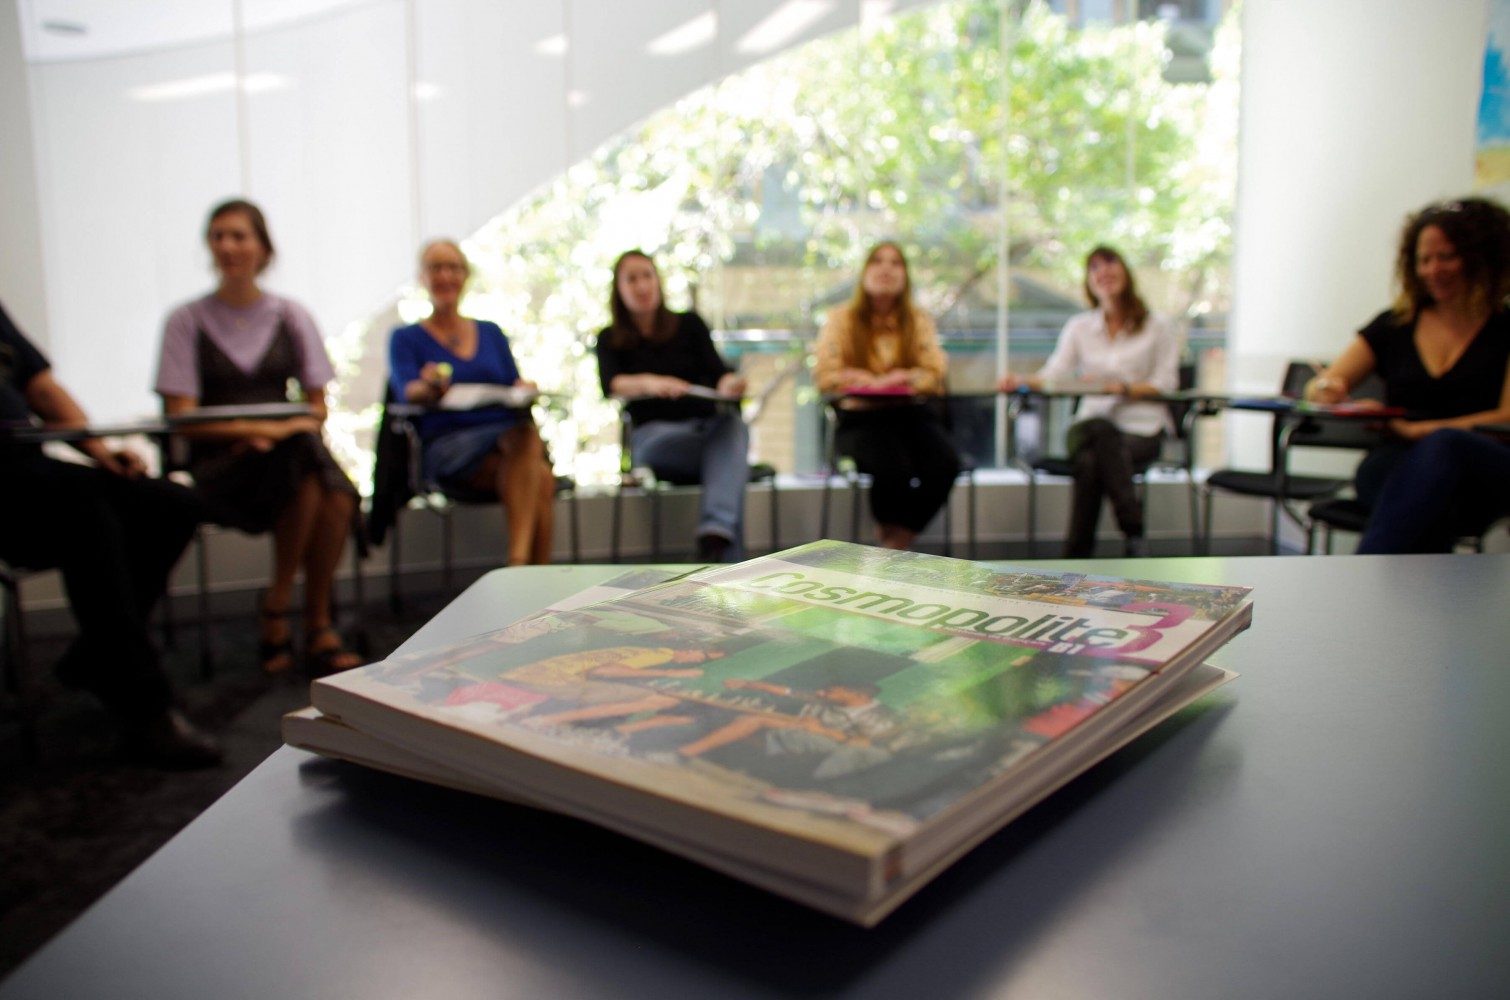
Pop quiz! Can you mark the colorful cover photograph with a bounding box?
[324,541,1251,844]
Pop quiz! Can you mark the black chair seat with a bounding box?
[1308,497,1371,532]
[1203,470,1344,501]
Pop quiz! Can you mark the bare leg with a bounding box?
[263,473,324,670]
[531,458,556,564]
[876,522,916,550]
[496,424,551,566]
[303,488,361,671]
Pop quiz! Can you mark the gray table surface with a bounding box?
[4,556,1508,999]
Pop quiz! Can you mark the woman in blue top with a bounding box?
[388,239,554,565]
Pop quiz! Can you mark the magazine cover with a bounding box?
[311,541,1251,892]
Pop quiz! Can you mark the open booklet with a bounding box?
[288,541,1251,925]
[437,383,540,410]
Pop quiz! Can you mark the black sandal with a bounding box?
[305,627,363,677]
[258,597,296,676]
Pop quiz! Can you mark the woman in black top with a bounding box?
[595,250,748,561]
[1307,197,1510,550]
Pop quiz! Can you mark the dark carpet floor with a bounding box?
[0,584,455,981]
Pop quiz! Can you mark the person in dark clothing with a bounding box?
[0,300,220,768]
[595,250,749,562]
[1307,197,1510,552]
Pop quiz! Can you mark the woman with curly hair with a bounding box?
[1306,196,1510,551]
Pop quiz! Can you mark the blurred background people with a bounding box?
[998,245,1178,557]
[1307,197,1510,552]
[1,300,220,767]
[595,249,748,562]
[155,199,362,676]
[813,241,959,550]
[389,239,554,566]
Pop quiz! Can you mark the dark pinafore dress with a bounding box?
[189,313,356,533]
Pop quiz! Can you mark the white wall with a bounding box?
[0,0,49,344]
[6,0,930,421]
[1229,0,1488,391]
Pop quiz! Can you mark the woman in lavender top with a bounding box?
[155,199,361,676]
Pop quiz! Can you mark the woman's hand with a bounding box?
[874,369,914,389]
[1102,378,1130,396]
[716,372,747,398]
[420,361,453,397]
[1388,418,1440,441]
[1304,373,1348,405]
[90,446,148,478]
[244,415,322,452]
[514,378,538,391]
[649,375,692,398]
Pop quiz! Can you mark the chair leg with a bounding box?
[442,508,454,592]
[1186,475,1201,555]
[650,488,662,562]
[1200,487,1214,557]
[389,512,404,614]
[569,490,581,564]
[967,471,977,560]
[768,478,780,555]
[848,475,861,543]
[195,528,214,679]
[1026,471,1038,558]
[943,487,953,558]
[819,473,832,541]
[1268,498,1281,556]
[2,573,39,762]
[611,482,624,564]
[350,510,365,620]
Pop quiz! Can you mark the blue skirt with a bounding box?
[422,419,518,490]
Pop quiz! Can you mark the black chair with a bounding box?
[370,396,580,611]
[608,405,778,562]
[0,559,38,760]
[818,395,973,554]
[1199,362,1386,555]
[1021,363,1200,557]
[1306,497,1506,554]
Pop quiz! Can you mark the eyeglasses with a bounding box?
[424,262,468,275]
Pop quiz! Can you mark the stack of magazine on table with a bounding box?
[284,540,1253,925]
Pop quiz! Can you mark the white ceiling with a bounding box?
[17,0,373,62]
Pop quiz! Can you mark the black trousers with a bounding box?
[1063,418,1162,558]
[0,456,203,718]
[835,406,961,534]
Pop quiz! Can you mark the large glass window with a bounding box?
[331,0,1240,490]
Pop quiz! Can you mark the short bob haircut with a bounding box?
[205,198,275,274]
[1393,196,1510,319]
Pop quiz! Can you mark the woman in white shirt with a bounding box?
[998,246,1179,557]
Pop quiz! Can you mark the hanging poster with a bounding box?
[1476,0,1510,189]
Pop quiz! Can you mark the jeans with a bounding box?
[630,411,749,555]
[1358,429,1510,553]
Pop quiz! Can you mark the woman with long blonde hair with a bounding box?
[813,241,959,550]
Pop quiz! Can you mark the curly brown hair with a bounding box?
[1392,197,1510,319]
